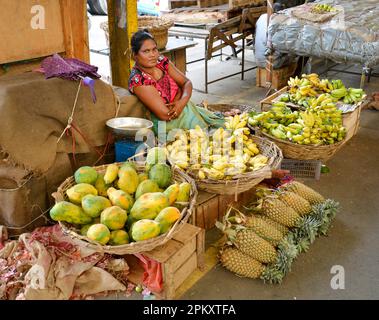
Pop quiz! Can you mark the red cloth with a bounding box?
[134,253,163,293]
[128,56,179,104]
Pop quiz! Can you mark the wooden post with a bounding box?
[60,0,89,62]
[107,0,138,88]
[265,0,274,89]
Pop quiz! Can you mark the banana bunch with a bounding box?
[311,3,335,14]
[330,87,348,100]
[343,88,365,104]
[167,122,269,180]
[224,113,249,132]
[285,74,365,106]
[248,102,346,145]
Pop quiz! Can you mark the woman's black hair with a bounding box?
[131,29,156,54]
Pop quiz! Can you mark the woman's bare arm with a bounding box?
[167,61,193,107]
[133,85,172,121]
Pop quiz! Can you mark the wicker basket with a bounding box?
[168,135,283,195]
[252,128,345,162]
[100,17,173,50]
[52,161,197,255]
[200,102,257,114]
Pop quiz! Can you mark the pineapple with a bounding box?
[220,247,265,279]
[286,181,324,205]
[245,215,284,246]
[255,214,289,235]
[261,198,301,227]
[278,191,312,216]
[233,228,277,263]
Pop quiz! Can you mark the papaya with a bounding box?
[163,183,180,205]
[130,192,169,220]
[107,187,134,212]
[74,166,98,185]
[87,224,110,245]
[118,167,139,194]
[131,219,161,241]
[50,201,92,225]
[128,221,136,242]
[81,194,112,218]
[100,206,128,230]
[155,207,181,234]
[109,230,129,245]
[80,223,92,236]
[95,174,112,197]
[66,183,98,205]
[104,164,119,184]
[135,179,160,199]
[146,147,167,166]
[138,172,148,183]
[148,163,172,189]
[118,161,137,177]
[176,182,191,202]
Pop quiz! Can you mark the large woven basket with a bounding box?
[200,102,256,114]
[168,135,283,195]
[52,161,197,255]
[253,128,345,162]
[100,17,173,50]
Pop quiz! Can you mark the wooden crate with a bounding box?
[259,86,288,111]
[192,187,258,230]
[0,0,89,77]
[125,223,205,300]
[256,63,297,90]
[229,0,266,9]
[169,0,198,10]
[342,105,362,142]
[198,0,229,8]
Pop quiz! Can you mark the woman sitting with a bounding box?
[128,30,224,134]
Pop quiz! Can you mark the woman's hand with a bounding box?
[166,100,186,120]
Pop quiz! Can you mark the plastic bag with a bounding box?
[135,253,163,293]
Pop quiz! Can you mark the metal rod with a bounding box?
[241,36,245,80]
[205,39,208,94]
[207,66,257,85]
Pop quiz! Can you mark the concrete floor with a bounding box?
[88,15,379,300]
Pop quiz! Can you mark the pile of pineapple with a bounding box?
[166,117,269,181]
[217,181,338,283]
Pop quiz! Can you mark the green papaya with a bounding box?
[118,167,139,194]
[131,219,161,241]
[130,192,169,220]
[50,201,92,225]
[135,179,160,199]
[81,194,112,218]
[66,183,98,205]
[148,163,172,189]
[74,166,98,185]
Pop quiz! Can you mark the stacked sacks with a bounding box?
[50,148,191,246]
[217,181,338,283]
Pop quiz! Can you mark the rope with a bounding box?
[6,205,51,230]
[115,95,121,117]
[57,80,82,144]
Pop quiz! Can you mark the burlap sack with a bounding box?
[0,73,118,173]
[0,162,48,236]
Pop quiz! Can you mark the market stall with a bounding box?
[0,0,365,302]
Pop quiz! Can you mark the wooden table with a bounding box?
[90,37,196,74]
[161,37,197,73]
